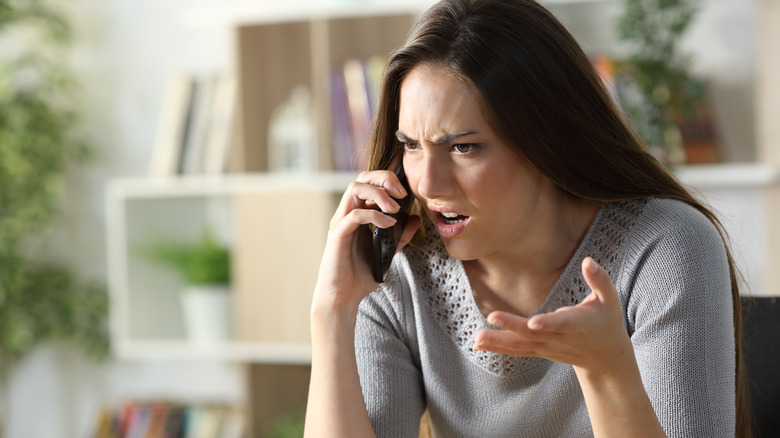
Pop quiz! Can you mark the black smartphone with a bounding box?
[370,164,413,282]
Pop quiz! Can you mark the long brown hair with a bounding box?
[368,0,750,435]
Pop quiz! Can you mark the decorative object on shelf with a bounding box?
[139,229,233,343]
[0,0,110,377]
[615,0,719,166]
[268,84,318,173]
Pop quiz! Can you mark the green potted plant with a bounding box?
[0,0,109,377]
[140,229,233,344]
[614,0,706,166]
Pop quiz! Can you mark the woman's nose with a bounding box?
[411,152,453,200]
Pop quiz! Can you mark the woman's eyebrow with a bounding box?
[395,130,477,144]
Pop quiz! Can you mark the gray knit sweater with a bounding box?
[355,198,736,437]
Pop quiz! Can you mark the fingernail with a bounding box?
[528,318,542,330]
[584,257,599,275]
[385,198,400,213]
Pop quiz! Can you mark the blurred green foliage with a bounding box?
[616,0,701,165]
[139,230,231,287]
[267,409,306,438]
[0,0,109,375]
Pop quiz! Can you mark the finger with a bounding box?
[473,329,545,356]
[334,180,402,221]
[356,169,408,200]
[486,311,540,336]
[331,208,397,240]
[581,256,618,305]
[526,306,583,333]
[396,215,422,252]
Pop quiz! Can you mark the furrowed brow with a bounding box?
[432,131,477,144]
[395,130,477,144]
[395,131,414,143]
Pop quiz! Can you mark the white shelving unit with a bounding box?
[106,172,355,363]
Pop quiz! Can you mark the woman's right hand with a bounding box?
[312,168,420,314]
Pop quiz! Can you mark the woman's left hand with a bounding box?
[473,256,634,375]
[473,258,667,437]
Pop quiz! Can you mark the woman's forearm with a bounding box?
[574,357,666,438]
[304,301,377,438]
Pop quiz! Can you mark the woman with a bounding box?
[305,0,749,437]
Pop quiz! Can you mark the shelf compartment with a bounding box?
[107,173,351,363]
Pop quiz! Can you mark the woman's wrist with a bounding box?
[311,285,362,319]
[573,346,666,437]
[310,288,364,344]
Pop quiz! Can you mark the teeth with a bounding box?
[441,212,459,218]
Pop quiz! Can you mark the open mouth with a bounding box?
[440,212,469,224]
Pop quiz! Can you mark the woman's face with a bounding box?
[398,65,555,262]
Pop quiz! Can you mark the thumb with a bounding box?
[581,257,616,304]
[397,215,421,252]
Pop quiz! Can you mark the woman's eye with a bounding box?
[452,143,478,154]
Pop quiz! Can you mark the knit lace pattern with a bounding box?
[405,200,647,377]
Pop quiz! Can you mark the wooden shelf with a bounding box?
[114,340,312,364]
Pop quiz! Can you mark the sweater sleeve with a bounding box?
[622,199,735,438]
[355,265,426,437]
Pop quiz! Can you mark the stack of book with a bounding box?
[149,74,237,177]
[91,400,244,438]
[329,55,385,172]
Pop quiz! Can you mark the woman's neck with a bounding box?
[464,195,601,317]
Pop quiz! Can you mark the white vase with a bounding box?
[180,284,232,344]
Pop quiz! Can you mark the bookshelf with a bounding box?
[110,9,424,436]
[106,173,354,437]
[106,173,355,360]
[231,12,418,172]
[106,2,780,436]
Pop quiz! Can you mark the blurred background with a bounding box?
[0,0,770,437]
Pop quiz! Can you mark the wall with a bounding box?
[1,0,758,437]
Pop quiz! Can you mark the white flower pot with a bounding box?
[180,284,232,344]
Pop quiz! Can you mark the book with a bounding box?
[125,403,152,438]
[203,75,237,175]
[91,401,242,438]
[343,58,373,171]
[144,402,170,438]
[185,405,225,438]
[364,55,385,115]
[149,74,196,177]
[328,56,386,171]
[217,409,244,438]
[329,67,355,171]
[92,406,119,438]
[182,75,218,174]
